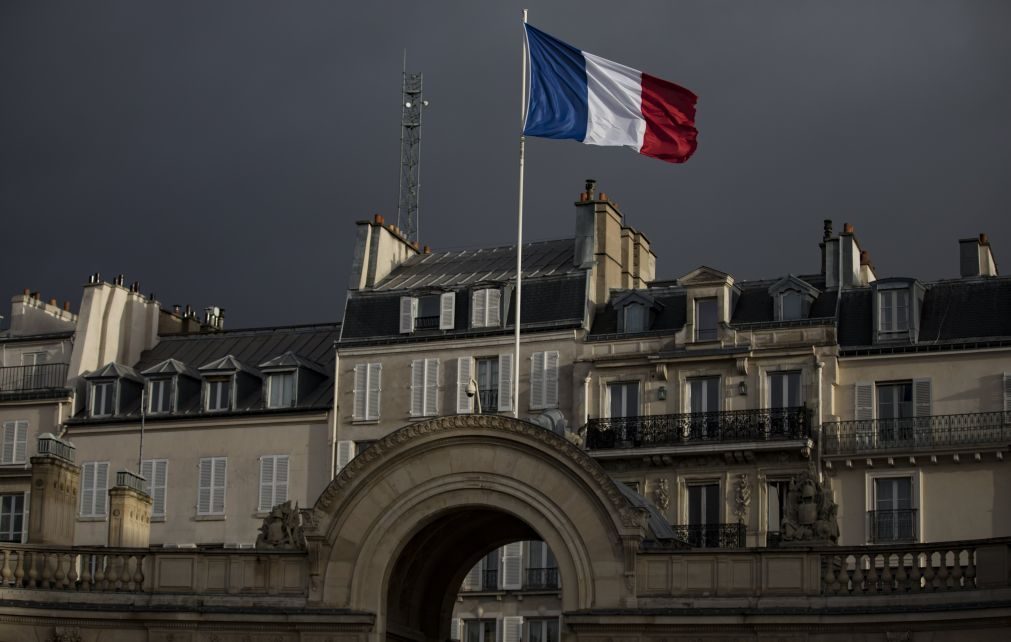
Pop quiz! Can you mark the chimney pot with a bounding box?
[823,219,833,240]
[374,213,384,225]
[423,245,431,254]
[23,288,29,296]
[842,223,854,235]
[63,301,71,311]
[49,297,57,306]
[599,192,608,201]
[585,179,596,200]
[31,291,40,300]
[860,250,872,266]
[980,233,989,246]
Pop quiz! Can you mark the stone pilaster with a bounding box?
[27,434,79,545]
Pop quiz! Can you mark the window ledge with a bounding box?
[194,514,226,521]
[351,419,380,425]
[150,516,166,523]
[77,516,107,523]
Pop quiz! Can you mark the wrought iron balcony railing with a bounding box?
[672,523,747,549]
[525,567,559,589]
[481,569,498,591]
[585,407,811,450]
[822,412,1010,455]
[867,509,918,543]
[413,315,440,330]
[0,364,69,393]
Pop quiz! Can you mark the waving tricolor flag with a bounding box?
[523,24,698,163]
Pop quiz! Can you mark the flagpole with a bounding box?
[513,9,528,419]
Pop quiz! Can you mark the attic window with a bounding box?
[148,378,172,414]
[91,381,115,418]
[206,376,233,412]
[781,291,804,321]
[878,290,910,333]
[623,303,646,333]
[471,288,501,328]
[400,293,456,332]
[267,372,295,409]
[694,298,718,341]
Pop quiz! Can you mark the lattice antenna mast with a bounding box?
[396,51,428,244]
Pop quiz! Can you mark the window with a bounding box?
[197,457,227,515]
[471,288,502,328]
[476,357,499,413]
[140,459,168,519]
[352,363,382,421]
[608,381,639,419]
[781,291,804,321]
[267,372,295,409]
[878,289,910,333]
[91,381,115,417]
[877,381,913,444]
[529,351,559,410]
[1,420,28,465]
[206,376,232,412]
[528,619,559,642]
[526,540,559,589]
[415,294,442,330]
[688,376,720,438]
[768,371,802,435]
[0,494,25,543]
[456,355,514,415]
[410,358,440,416]
[871,477,916,542]
[148,378,172,414]
[464,619,497,642]
[687,482,720,547]
[766,480,790,545]
[400,293,456,332]
[80,461,110,518]
[694,297,718,341]
[258,455,289,512]
[21,351,47,388]
[336,440,356,474]
[622,303,646,332]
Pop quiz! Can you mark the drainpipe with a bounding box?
[330,340,339,480]
[816,358,824,482]
[583,374,591,428]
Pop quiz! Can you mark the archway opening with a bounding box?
[385,507,556,642]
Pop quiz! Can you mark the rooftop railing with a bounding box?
[0,363,69,393]
[585,407,811,450]
[822,411,1010,455]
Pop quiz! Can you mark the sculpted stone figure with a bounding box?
[256,500,306,550]
[780,470,838,545]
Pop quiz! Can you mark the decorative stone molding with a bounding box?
[652,477,670,512]
[733,473,751,524]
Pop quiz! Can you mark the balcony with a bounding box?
[822,411,1010,455]
[672,523,746,549]
[0,364,70,399]
[585,407,811,450]
[868,509,918,543]
[525,566,559,589]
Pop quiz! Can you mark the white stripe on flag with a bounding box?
[583,52,646,150]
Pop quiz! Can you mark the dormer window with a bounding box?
[148,378,172,414]
[91,381,115,418]
[781,291,804,321]
[471,288,501,328]
[623,303,646,333]
[267,372,295,409]
[206,376,233,412]
[400,292,456,332]
[871,278,924,345]
[768,276,820,322]
[878,290,910,333]
[695,298,718,341]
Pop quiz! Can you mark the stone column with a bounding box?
[27,433,80,545]
[107,470,152,548]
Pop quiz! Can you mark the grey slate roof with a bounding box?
[258,351,327,374]
[84,362,144,383]
[198,354,260,376]
[141,358,200,379]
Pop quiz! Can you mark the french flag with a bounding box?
[523,24,698,164]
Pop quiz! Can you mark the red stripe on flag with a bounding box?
[639,73,698,163]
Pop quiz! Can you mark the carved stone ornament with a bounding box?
[733,473,751,523]
[780,470,839,545]
[256,500,307,550]
[652,477,670,511]
[48,629,82,642]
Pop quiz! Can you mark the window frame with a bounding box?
[148,377,173,415]
[80,461,110,518]
[197,456,228,516]
[865,469,921,544]
[352,363,382,422]
[0,493,25,543]
[258,454,290,513]
[91,380,116,418]
[0,420,28,465]
[877,288,911,334]
[140,459,169,520]
[529,351,559,410]
[266,371,296,409]
[694,297,718,341]
[205,376,234,413]
[622,302,646,333]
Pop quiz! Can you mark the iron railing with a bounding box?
[481,568,498,591]
[672,523,747,549]
[413,315,440,330]
[37,434,75,463]
[525,567,559,589]
[585,407,811,450]
[868,509,918,543]
[478,389,498,413]
[822,412,1010,455]
[0,364,69,392]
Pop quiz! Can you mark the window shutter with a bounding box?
[94,462,109,516]
[400,297,416,333]
[259,456,274,512]
[1,423,14,464]
[913,379,932,418]
[81,462,95,516]
[13,421,27,464]
[353,364,366,420]
[498,353,514,412]
[487,289,501,327]
[854,382,874,420]
[368,363,382,420]
[336,440,356,473]
[410,360,424,416]
[212,458,226,514]
[141,460,153,490]
[544,351,559,407]
[457,357,474,414]
[275,455,289,507]
[503,616,523,642]
[198,459,212,514]
[501,541,523,589]
[439,292,456,330]
[21,490,29,544]
[425,359,439,415]
[451,618,463,641]
[1003,373,1011,411]
[471,289,487,328]
[142,459,168,518]
[530,352,546,409]
[462,561,482,591]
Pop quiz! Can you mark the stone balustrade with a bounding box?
[0,546,145,592]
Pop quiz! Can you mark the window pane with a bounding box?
[782,292,803,320]
[624,303,645,332]
[476,358,499,412]
[695,298,717,340]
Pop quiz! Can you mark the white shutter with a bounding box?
[21,490,29,544]
[13,421,27,464]
[142,459,168,518]
[471,289,487,328]
[212,458,226,514]
[1004,373,1011,411]
[457,357,474,414]
[501,542,523,589]
[486,289,501,327]
[336,440,356,473]
[530,352,546,409]
[913,379,932,418]
[259,456,274,512]
[498,353,514,412]
[198,459,213,514]
[353,364,367,420]
[854,382,874,420]
[503,616,523,642]
[451,618,463,641]
[94,462,109,516]
[463,561,482,591]
[425,359,439,415]
[1,423,14,464]
[410,360,425,416]
[400,296,417,333]
[544,351,559,407]
[439,292,456,330]
[275,455,289,507]
[367,363,382,420]
[81,462,95,516]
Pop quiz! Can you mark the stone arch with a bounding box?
[302,415,647,641]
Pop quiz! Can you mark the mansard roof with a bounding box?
[84,362,144,383]
[198,354,260,376]
[258,351,327,374]
[140,358,200,379]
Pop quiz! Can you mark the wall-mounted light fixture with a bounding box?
[738,381,748,396]
[657,385,667,401]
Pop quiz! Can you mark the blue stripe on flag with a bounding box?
[523,24,588,141]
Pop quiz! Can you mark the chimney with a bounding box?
[959,233,998,278]
[348,212,419,290]
[825,222,873,288]
[820,220,833,275]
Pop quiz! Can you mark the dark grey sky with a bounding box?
[2,1,1010,328]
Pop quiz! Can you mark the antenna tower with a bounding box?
[396,52,428,244]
